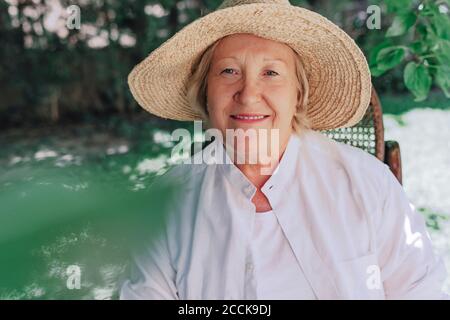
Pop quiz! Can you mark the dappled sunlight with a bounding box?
[55,154,82,167]
[34,150,58,161]
[153,130,175,148]
[136,155,169,176]
[384,109,450,214]
[106,145,129,156]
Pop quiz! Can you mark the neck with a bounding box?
[235,136,290,189]
[236,162,273,189]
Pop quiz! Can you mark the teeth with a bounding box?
[234,115,266,120]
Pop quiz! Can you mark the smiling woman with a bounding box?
[190,33,310,212]
[187,33,311,137]
[121,0,447,300]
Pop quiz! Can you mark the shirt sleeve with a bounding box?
[376,164,448,299]
[119,226,179,300]
[119,167,186,300]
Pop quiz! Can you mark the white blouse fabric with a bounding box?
[251,210,316,299]
[120,129,447,300]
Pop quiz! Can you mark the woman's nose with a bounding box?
[234,76,262,107]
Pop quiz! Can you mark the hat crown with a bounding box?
[217,0,291,10]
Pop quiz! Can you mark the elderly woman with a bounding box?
[120,0,447,299]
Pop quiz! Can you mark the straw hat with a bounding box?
[128,0,372,130]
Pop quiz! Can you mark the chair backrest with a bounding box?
[320,88,385,161]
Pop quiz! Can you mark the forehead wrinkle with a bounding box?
[213,33,295,61]
[214,56,289,66]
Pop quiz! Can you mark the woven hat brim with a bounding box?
[128,3,372,130]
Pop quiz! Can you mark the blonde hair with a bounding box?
[186,38,311,133]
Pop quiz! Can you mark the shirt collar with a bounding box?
[260,131,303,206]
[212,130,306,207]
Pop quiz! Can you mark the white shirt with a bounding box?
[251,210,316,299]
[120,129,447,300]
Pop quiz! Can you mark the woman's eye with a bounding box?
[221,68,236,75]
[265,70,279,76]
[220,68,278,76]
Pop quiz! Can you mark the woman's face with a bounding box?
[206,33,299,161]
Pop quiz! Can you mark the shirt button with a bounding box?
[246,263,254,272]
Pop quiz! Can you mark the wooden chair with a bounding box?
[321,87,403,184]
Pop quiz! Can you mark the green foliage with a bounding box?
[386,12,417,37]
[370,0,450,100]
[380,89,450,114]
[404,61,432,101]
[373,46,407,75]
[418,207,449,231]
[435,66,450,96]
[1,0,449,125]
[0,0,221,128]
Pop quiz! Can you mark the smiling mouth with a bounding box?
[230,114,270,122]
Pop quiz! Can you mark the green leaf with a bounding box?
[375,46,406,74]
[403,62,432,102]
[416,23,428,38]
[429,6,450,40]
[435,66,450,98]
[368,40,392,65]
[370,66,387,77]
[386,12,416,37]
[384,0,412,13]
[409,41,428,55]
[435,40,450,65]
